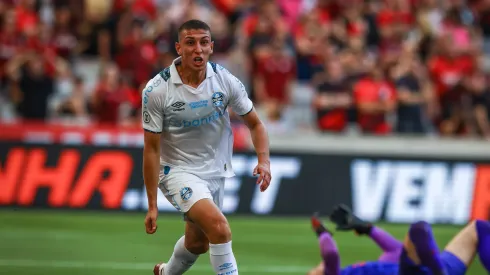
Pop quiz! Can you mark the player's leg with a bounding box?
[443,219,490,272]
[369,226,403,263]
[186,199,237,275]
[184,178,238,275]
[311,214,341,275]
[329,204,402,263]
[399,221,446,275]
[476,220,490,271]
[158,222,205,275]
[154,172,210,275]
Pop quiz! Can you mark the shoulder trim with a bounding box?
[209,62,218,74]
[159,67,171,82]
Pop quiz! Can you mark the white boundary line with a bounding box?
[0,259,310,273]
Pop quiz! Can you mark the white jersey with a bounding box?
[142,57,253,179]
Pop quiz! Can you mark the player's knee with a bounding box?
[410,220,430,233]
[322,249,339,262]
[469,219,481,227]
[185,238,209,255]
[471,219,488,239]
[207,219,232,244]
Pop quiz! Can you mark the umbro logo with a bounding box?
[171,102,185,108]
[171,101,185,111]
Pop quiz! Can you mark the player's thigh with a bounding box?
[184,220,209,254]
[159,171,213,213]
[306,262,324,275]
[443,220,478,267]
[186,198,231,241]
[209,178,225,210]
[402,233,422,265]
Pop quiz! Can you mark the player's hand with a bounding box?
[144,208,158,234]
[329,204,355,231]
[253,162,271,192]
[329,204,372,235]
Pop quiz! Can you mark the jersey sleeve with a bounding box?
[227,72,253,116]
[141,76,165,133]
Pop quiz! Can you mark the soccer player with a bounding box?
[309,204,490,275]
[307,204,401,275]
[141,19,271,275]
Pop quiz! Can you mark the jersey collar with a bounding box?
[170,57,216,84]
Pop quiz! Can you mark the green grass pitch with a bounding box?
[0,209,485,275]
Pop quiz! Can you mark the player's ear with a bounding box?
[175,42,182,56]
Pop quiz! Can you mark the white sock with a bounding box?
[209,241,238,275]
[164,236,199,275]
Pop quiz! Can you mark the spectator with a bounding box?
[55,76,88,119]
[247,0,288,62]
[353,63,397,135]
[293,9,330,81]
[427,34,476,131]
[7,53,55,120]
[15,0,38,36]
[0,8,22,120]
[468,71,490,138]
[392,50,434,134]
[253,36,296,111]
[51,5,79,62]
[313,57,352,133]
[338,48,369,85]
[476,0,490,54]
[440,6,473,55]
[116,18,157,88]
[438,71,475,137]
[90,63,132,124]
[208,10,235,67]
[0,9,22,86]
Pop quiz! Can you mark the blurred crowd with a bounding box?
[2,0,490,139]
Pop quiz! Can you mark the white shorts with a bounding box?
[158,168,225,214]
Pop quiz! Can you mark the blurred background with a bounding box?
[1,0,490,274]
[3,0,490,138]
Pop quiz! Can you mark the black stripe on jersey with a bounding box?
[144,129,162,134]
[209,61,218,74]
[240,106,254,116]
[159,67,171,82]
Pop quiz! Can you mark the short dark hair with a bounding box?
[178,19,211,35]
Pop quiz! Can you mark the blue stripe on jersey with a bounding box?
[209,61,217,74]
[159,67,171,81]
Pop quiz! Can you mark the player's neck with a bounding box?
[177,63,206,88]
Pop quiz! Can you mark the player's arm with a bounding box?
[242,108,271,192]
[141,82,164,233]
[143,131,160,210]
[227,72,271,191]
[241,109,270,166]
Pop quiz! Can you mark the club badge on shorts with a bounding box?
[180,187,193,201]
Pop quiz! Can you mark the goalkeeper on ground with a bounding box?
[307,204,490,275]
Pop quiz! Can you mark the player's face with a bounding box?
[176,29,214,71]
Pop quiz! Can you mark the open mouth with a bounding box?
[193,57,204,66]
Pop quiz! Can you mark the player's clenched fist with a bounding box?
[253,162,271,192]
[144,208,158,234]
